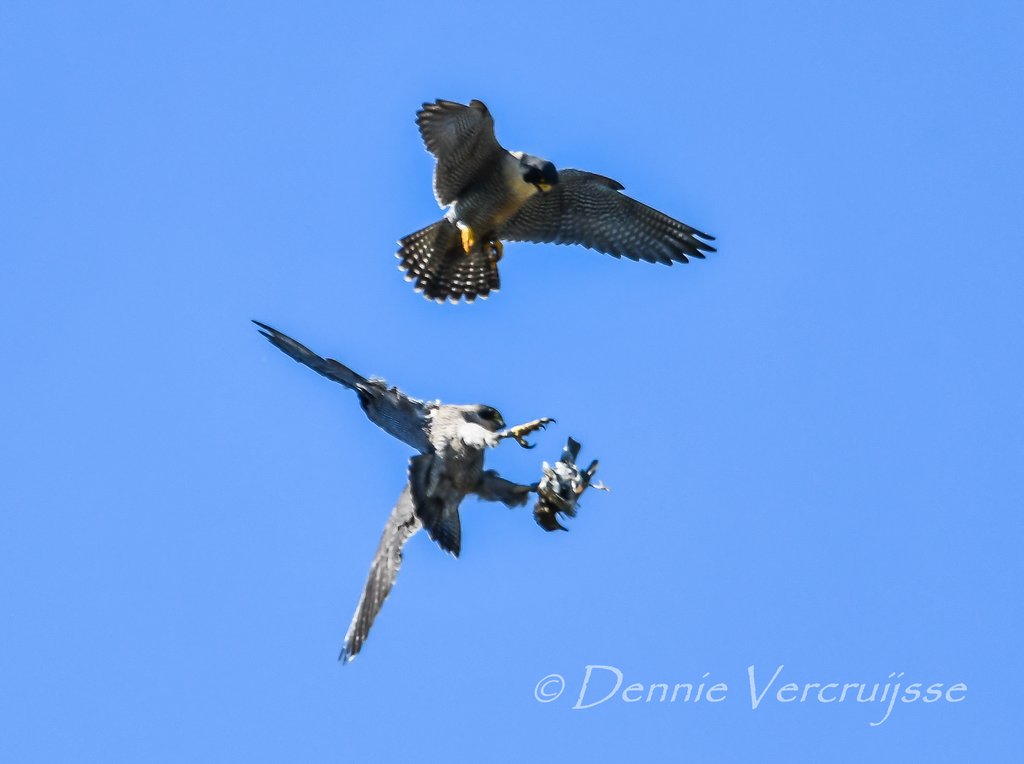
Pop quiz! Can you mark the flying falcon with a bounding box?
[253,321,560,662]
[398,98,716,303]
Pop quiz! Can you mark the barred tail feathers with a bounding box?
[397,220,500,303]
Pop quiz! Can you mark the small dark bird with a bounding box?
[534,438,606,532]
[398,99,716,303]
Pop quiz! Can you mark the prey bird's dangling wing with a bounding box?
[340,483,422,663]
[253,321,432,452]
[499,169,716,265]
[417,99,503,206]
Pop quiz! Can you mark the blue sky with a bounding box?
[1,1,1021,761]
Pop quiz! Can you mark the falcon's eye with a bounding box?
[479,407,499,421]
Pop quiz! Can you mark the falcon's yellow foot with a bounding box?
[500,417,555,449]
[460,226,476,254]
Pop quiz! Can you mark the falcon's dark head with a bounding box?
[470,405,506,432]
[517,153,559,193]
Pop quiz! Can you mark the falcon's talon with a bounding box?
[486,239,503,262]
[499,417,554,450]
[460,226,476,254]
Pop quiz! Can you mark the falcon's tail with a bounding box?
[397,219,500,303]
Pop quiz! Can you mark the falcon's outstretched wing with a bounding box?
[417,99,503,206]
[253,321,432,452]
[499,169,716,264]
[340,484,422,663]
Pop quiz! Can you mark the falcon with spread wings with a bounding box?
[254,321,560,662]
[398,99,716,303]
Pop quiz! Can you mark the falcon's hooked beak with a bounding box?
[521,156,559,194]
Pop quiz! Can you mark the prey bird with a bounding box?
[534,438,607,532]
[398,98,716,303]
[253,321,554,663]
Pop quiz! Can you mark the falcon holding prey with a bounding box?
[399,98,716,302]
[253,321,596,663]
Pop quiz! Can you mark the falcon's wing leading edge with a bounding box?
[253,321,432,452]
[498,169,716,264]
[254,320,366,389]
[417,99,504,206]
[339,483,422,663]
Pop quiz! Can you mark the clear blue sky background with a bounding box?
[2,1,1021,761]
